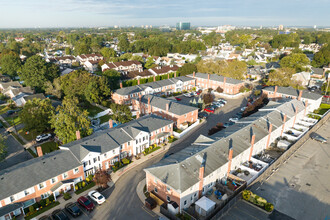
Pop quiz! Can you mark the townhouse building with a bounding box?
[263,86,323,111]
[132,95,198,128]
[112,76,195,105]
[144,99,314,212]
[54,56,76,67]
[60,115,174,176]
[83,60,99,73]
[188,72,245,95]
[101,61,143,73]
[148,65,179,76]
[3,87,34,99]
[0,81,21,91]
[76,53,103,64]
[0,150,84,220]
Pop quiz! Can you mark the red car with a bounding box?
[175,97,181,101]
[77,196,95,212]
[323,95,330,98]
[204,107,215,113]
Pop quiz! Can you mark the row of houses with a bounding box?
[0,115,173,219]
[144,98,317,213]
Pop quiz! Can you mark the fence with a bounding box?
[173,120,202,139]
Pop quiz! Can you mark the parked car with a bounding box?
[192,92,198,96]
[77,196,95,211]
[212,102,223,108]
[241,107,247,112]
[36,133,52,142]
[229,118,239,123]
[310,133,327,143]
[183,93,192,97]
[216,98,227,104]
[236,112,243,119]
[65,202,82,217]
[38,216,52,220]
[224,121,235,128]
[198,112,208,119]
[323,95,330,98]
[175,97,181,101]
[204,107,215,113]
[51,209,70,220]
[88,190,105,205]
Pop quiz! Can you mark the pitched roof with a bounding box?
[263,86,323,101]
[188,72,244,85]
[23,93,46,102]
[0,81,21,90]
[311,67,323,75]
[149,65,179,75]
[135,95,198,116]
[104,61,142,70]
[122,70,153,80]
[145,99,305,193]
[0,150,82,200]
[0,202,23,217]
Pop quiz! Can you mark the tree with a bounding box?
[0,134,7,161]
[102,69,121,89]
[266,68,295,86]
[50,97,92,144]
[45,78,62,99]
[100,47,116,59]
[312,44,330,67]
[130,55,144,63]
[65,47,71,55]
[145,57,155,69]
[203,93,214,105]
[19,98,54,133]
[84,77,111,104]
[0,52,21,78]
[94,170,112,188]
[119,53,132,61]
[177,63,197,76]
[109,103,133,124]
[118,34,130,52]
[20,55,59,91]
[279,53,310,72]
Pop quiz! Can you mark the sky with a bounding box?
[0,0,329,28]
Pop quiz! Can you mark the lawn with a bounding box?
[11,132,25,145]
[80,102,104,117]
[4,115,21,126]
[314,103,330,115]
[0,105,10,115]
[38,141,59,154]
[99,114,112,124]
[18,129,40,142]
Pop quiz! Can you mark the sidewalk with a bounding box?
[0,115,30,146]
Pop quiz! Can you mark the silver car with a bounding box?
[310,133,327,143]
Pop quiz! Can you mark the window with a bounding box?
[113,150,115,154]
[167,196,171,202]
[128,141,130,146]
[194,193,197,197]
[168,125,171,129]
[161,127,164,132]
[74,168,79,174]
[93,158,97,163]
[154,187,158,193]
[88,160,91,165]
[184,200,187,206]
[24,190,29,196]
[83,162,87,167]
[185,114,187,118]
[62,172,68,179]
[10,196,15,202]
[191,196,193,201]
[167,187,170,192]
[104,153,107,158]
[136,140,138,144]
[41,192,50,199]
[51,178,57,184]
[98,156,100,161]
[154,178,157,184]
[38,183,45,189]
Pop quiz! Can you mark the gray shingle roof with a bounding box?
[145,99,305,193]
[0,202,23,217]
[135,95,198,116]
[188,72,244,85]
[62,115,173,161]
[0,150,82,200]
[263,86,323,101]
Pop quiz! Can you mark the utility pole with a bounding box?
[326,78,330,103]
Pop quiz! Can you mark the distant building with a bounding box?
[176,22,190,30]
[160,25,171,32]
[278,25,284,30]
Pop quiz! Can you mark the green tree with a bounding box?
[0,52,21,78]
[130,55,144,63]
[109,103,132,124]
[118,34,130,52]
[84,77,111,104]
[102,69,121,89]
[280,53,310,72]
[20,55,59,90]
[0,134,7,161]
[65,47,71,55]
[19,98,55,133]
[266,68,295,86]
[50,97,92,144]
[100,47,116,59]
[145,57,155,69]
[312,44,330,67]
[177,63,197,76]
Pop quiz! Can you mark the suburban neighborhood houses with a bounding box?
[0,13,329,220]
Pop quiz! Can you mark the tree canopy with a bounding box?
[177,63,197,76]
[266,68,295,87]
[0,51,21,78]
[312,44,330,68]
[279,53,310,72]
[196,60,246,80]
[109,103,133,124]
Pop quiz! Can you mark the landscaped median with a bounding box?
[242,190,274,212]
[75,175,96,195]
[143,144,161,156]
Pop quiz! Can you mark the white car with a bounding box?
[241,107,247,112]
[183,93,192,97]
[88,190,105,205]
[36,133,52,142]
[229,118,239,123]
[192,92,198,96]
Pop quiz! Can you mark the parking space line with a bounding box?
[141,206,157,217]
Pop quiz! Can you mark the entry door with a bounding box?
[13,208,22,216]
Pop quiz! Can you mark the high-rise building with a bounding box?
[176,22,190,30]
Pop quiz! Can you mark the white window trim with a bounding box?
[62,172,68,179]
[38,182,46,190]
[51,177,58,184]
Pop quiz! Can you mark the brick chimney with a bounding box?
[248,134,256,161]
[148,97,151,114]
[174,72,177,78]
[266,123,273,149]
[298,90,303,101]
[280,114,287,136]
[36,146,43,157]
[198,166,204,198]
[76,130,81,140]
[193,72,195,78]
[153,75,156,82]
[109,119,113,128]
[293,107,298,126]
[136,111,140,119]
[274,86,278,97]
[120,82,123,89]
[304,100,308,116]
[168,74,170,79]
[166,103,169,115]
[138,79,140,85]
[227,147,233,177]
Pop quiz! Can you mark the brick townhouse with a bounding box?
[101,60,143,73]
[0,150,84,220]
[148,65,179,76]
[76,53,103,64]
[60,115,174,176]
[263,85,323,111]
[132,94,198,128]
[188,72,245,95]
[144,99,313,212]
[112,75,195,105]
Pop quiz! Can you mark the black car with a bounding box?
[38,216,52,220]
[65,202,82,218]
[51,209,70,220]
[198,112,209,119]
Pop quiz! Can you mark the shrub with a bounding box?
[86,177,90,182]
[153,144,157,147]
[265,203,274,212]
[101,101,108,107]
[75,185,78,190]
[77,182,82,189]
[254,90,261,96]
[82,181,86,187]
[122,157,130,165]
[63,193,71,200]
[46,198,50,206]
[49,194,54,202]
[216,86,224,93]
[87,174,94,182]
[39,199,46,207]
[29,206,35,214]
[242,190,251,201]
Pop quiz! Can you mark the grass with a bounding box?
[27,148,38,158]
[313,103,330,115]
[80,102,103,117]
[143,146,161,156]
[99,114,112,124]
[4,115,21,126]
[169,137,178,143]
[11,132,25,145]
[0,105,11,115]
[25,201,60,220]
[39,141,59,154]
[75,182,96,195]
[18,129,40,142]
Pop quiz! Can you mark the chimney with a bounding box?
[227,147,233,177]
[280,114,287,136]
[76,130,81,140]
[136,111,140,119]
[193,72,195,78]
[153,75,156,82]
[207,74,210,87]
[304,100,308,116]
[120,82,123,89]
[293,107,298,127]
[148,97,151,114]
[138,79,140,85]
[298,90,303,101]
[166,103,169,115]
[198,166,204,198]
[223,77,227,92]
[168,74,170,79]
[36,146,43,157]
[174,72,177,78]
[266,123,273,149]
[248,134,256,161]
[274,86,278,97]
[109,119,113,128]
